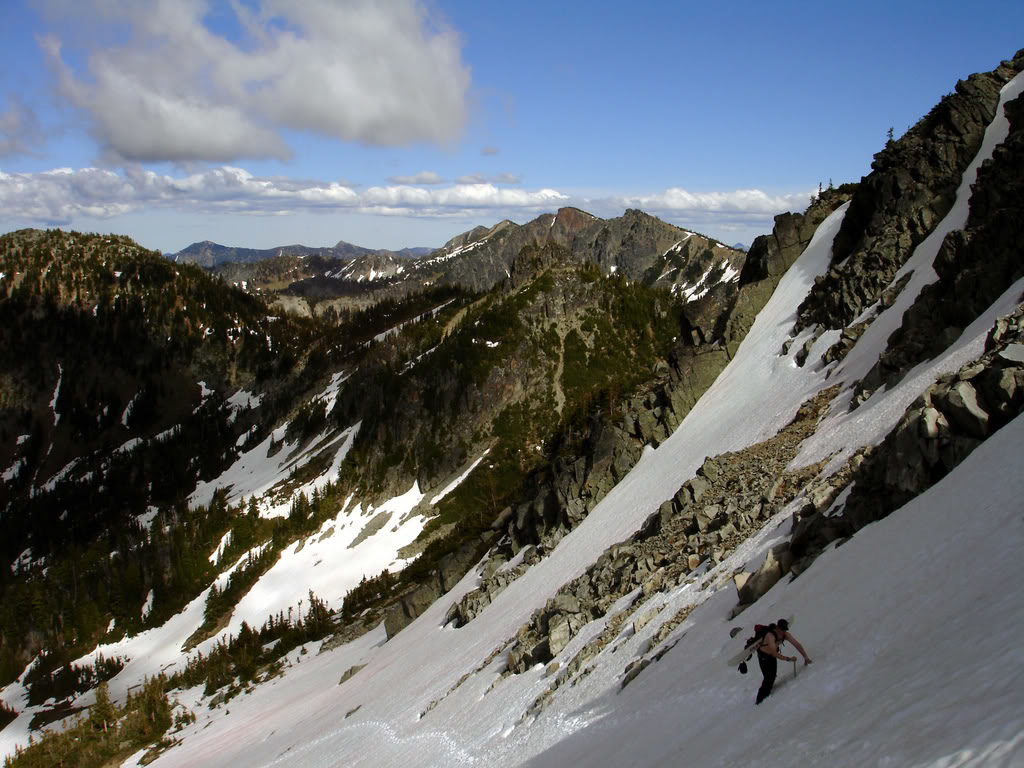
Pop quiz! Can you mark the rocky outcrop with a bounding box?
[383,534,494,639]
[441,198,847,630]
[740,190,853,286]
[734,542,794,607]
[723,190,854,358]
[791,307,1024,566]
[419,207,746,296]
[491,387,837,680]
[851,89,1024,403]
[794,50,1024,337]
[442,344,732,628]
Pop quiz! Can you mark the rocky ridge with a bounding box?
[849,86,1024,403]
[180,208,746,321]
[431,192,852,635]
[416,207,746,298]
[792,50,1024,348]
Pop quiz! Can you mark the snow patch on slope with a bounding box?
[431,451,489,505]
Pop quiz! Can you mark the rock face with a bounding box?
[441,354,721,629]
[439,347,732,628]
[492,387,836,681]
[792,307,1024,565]
[417,207,747,297]
[740,191,853,285]
[440,195,850,631]
[383,535,493,639]
[851,87,1024,403]
[795,50,1024,337]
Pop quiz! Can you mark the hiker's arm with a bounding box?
[786,632,812,664]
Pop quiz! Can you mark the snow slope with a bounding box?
[128,71,1022,768]
[136,192,1024,765]
[522,416,1024,768]
[2,72,1022,768]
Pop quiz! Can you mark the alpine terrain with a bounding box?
[0,50,1022,768]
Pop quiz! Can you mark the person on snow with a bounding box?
[755,619,812,705]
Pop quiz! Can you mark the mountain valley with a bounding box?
[0,48,1022,768]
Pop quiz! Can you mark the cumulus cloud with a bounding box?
[622,187,812,216]
[387,171,444,185]
[0,166,565,224]
[0,165,813,242]
[40,0,470,163]
[0,96,44,157]
[361,183,564,210]
[599,186,816,242]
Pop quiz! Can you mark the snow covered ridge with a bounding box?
[188,377,354,517]
[647,228,745,303]
[671,258,741,303]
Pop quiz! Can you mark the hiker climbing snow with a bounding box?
[753,619,811,704]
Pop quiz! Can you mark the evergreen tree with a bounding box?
[89,681,116,735]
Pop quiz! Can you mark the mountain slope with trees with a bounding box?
[0,48,1022,768]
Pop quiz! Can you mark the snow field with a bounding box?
[200,482,429,647]
[188,420,358,517]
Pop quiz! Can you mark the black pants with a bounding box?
[756,651,777,704]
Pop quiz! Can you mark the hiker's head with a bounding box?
[777,619,789,632]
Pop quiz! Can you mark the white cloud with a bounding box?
[39,0,470,163]
[0,167,810,246]
[0,167,564,224]
[0,96,43,157]
[621,187,812,216]
[387,171,445,185]
[353,182,566,215]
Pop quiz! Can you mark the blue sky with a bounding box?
[1,1,1021,253]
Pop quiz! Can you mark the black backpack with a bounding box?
[737,624,773,674]
[746,623,773,648]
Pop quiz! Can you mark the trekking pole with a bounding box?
[792,658,797,678]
